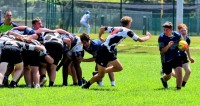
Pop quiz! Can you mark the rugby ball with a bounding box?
[178,40,188,50]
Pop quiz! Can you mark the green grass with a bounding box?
[0,34,200,105]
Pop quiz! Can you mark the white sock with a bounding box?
[98,81,103,86]
[111,81,115,86]
[27,84,32,88]
[34,84,40,88]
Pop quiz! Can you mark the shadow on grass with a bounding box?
[16,84,27,88]
[154,88,170,90]
[89,87,118,91]
[118,46,148,54]
[154,87,179,91]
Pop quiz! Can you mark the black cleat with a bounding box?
[182,81,186,87]
[82,77,87,84]
[40,77,47,87]
[73,83,78,86]
[0,84,3,88]
[62,83,68,86]
[9,81,17,88]
[160,78,168,88]
[3,79,9,87]
[177,87,181,90]
[82,84,89,89]
[82,82,91,89]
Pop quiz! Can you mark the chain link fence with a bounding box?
[1,0,200,36]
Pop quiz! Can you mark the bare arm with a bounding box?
[81,57,95,62]
[55,28,74,41]
[35,28,57,34]
[186,47,195,63]
[99,26,106,42]
[25,34,39,41]
[137,32,151,42]
[7,31,24,39]
[11,26,27,30]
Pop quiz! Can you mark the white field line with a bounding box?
[118,44,200,49]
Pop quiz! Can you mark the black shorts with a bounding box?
[1,46,22,65]
[22,50,40,67]
[45,42,63,65]
[181,53,189,64]
[95,45,117,67]
[162,56,182,75]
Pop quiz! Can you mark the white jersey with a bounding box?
[80,14,90,23]
[43,32,63,47]
[103,26,139,52]
[67,36,83,57]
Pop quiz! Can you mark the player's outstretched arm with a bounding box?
[36,28,57,34]
[55,28,74,41]
[99,26,106,42]
[11,26,27,30]
[137,32,151,42]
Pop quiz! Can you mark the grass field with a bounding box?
[0,34,200,105]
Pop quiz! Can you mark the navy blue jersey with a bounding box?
[23,27,36,35]
[158,31,181,63]
[83,40,102,58]
[11,27,36,35]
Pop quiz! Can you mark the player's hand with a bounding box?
[168,41,174,47]
[146,32,151,38]
[68,34,74,41]
[189,57,195,63]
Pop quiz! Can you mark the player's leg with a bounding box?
[104,59,123,73]
[173,56,183,90]
[160,62,172,88]
[10,62,23,88]
[62,60,71,86]
[0,62,9,86]
[107,63,115,86]
[78,22,84,33]
[81,21,90,34]
[3,64,14,87]
[48,64,57,87]
[24,65,32,87]
[82,64,106,89]
[31,66,40,88]
[39,63,47,86]
[84,23,90,34]
[174,66,182,89]
[93,64,103,86]
[69,62,78,85]
[73,56,83,86]
[108,72,115,86]
[182,63,191,87]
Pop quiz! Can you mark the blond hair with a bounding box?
[120,16,132,27]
